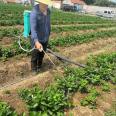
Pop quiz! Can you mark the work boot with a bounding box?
[31,49,39,73]
[31,61,37,73]
[36,66,41,73]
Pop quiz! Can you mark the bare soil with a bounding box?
[1,23,113,29]
[0,37,13,47]
[58,38,116,64]
[52,23,116,27]
[0,93,29,115]
[66,88,116,116]
[0,54,60,88]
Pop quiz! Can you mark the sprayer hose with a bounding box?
[17,34,35,52]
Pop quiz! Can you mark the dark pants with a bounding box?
[31,42,48,71]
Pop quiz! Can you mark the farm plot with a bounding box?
[0,3,116,116]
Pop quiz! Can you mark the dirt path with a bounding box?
[1,23,115,29]
[58,37,116,64]
[52,22,116,27]
[0,37,14,46]
[0,25,23,29]
[0,54,60,87]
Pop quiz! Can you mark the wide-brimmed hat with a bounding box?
[35,0,51,5]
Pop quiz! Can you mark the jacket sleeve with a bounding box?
[30,12,38,43]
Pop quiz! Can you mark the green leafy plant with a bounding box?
[80,88,100,109]
[102,82,110,92]
[0,101,17,116]
[78,79,89,93]
[57,75,79,95]
[19,86,71,115]
[90,75,101,85]
[49,29,116,47]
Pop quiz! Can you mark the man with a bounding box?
[30,0,51,73]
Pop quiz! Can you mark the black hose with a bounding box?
[47,49,86,68]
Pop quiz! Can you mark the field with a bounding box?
[0,3,116,116]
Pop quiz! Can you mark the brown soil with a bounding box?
[0,25,23,29]
[0,54,60,87]
[1,23,114,29]
[0,37,13,47]
[0,71,53,93]
[58,37,116,64]
[66,88,116,116]
[0,93,29,115]
[0,56,31,87]
[52,23,116,27]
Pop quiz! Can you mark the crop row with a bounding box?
[1,52,115,115]
[0,29,116,59]
[1,19,115,26]
[51,23,116,33]
[49,29,116,47]
[0,20,23,26]
[1,18,115,26]
[0,12,22,20]
[0,28,22,39]
[0,40,29,59]
[1,24,116,39]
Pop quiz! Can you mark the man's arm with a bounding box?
[30,12,38,43]
[30,13,43,51]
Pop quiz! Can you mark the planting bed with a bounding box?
[0,3,116,116]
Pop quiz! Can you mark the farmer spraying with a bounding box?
[30,0,51,73]
[18,0,85,74]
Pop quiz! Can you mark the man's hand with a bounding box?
[35,41,43,52]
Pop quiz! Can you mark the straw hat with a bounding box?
[35,0,51,5]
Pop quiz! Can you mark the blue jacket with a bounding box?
[30,4,51,47]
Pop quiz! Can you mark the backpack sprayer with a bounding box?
[18,10,34,52]
[18,10,55,65]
